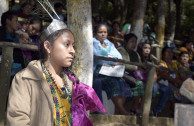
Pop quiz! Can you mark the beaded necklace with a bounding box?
[41,63,71,126]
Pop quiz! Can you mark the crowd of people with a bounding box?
[0,1,194,125]
[92,15,194,117]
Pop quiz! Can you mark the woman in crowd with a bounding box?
[93,23,131,115]
[137,41,158,98]
[109,21,123,48]
[153,47,190,116]
[6,20,106,126]
[16,17,42,66]
[117,33,144,115]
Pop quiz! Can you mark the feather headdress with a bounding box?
[36,0,67,43]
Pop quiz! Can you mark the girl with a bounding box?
[6,20,106,126]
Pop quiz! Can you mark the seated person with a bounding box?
[179,39,194,61]
[0,10,25,78]
[11,0,27,11]
[137,41,159,98]
[109,21,123,48]
[53,2,67,22]
[117,33,145,115]
[16,2,33,20]
[121,23,131,36]
[154,47,191,116]
[16,17,42,66]
[93,23,131,115]
[177,51,192,81]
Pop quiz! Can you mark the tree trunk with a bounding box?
[168,0,176,41]
[66,0,93,87]
[155,0,165,60]
[130,0,147,44]
[174,0,182,39]
[112,0,129,25]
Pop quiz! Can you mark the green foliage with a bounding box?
[181,0,194,35]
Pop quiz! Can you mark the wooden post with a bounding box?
[66,0,93,87]
[141,67,156,126]
[0,47,13,126]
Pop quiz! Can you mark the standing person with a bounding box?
[6,19,106,126]
[117,33,145,115]
[93,23,131,115]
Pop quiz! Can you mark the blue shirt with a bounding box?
[93,37,122,71]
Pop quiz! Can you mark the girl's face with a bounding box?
[180,53,189,64]
[163,48,173,61]
[142,44,151,57]
[27,23,41,36]
[126,37,137,51]
[47,31,75,68]
[95,25,108,42]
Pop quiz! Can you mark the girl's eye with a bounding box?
[64,43,69,47]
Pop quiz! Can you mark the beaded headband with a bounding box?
[37,0,67,43]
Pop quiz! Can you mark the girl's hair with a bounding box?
[161,46,173,60]
[137,40,152,62]
[28,17,43,29]
[123,33,137,47]
[93,23,108,34]
[39,29,73,61]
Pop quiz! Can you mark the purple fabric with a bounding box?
[68,73,106,126]
[132,69,148,82]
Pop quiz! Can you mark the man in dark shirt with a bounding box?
[0,10,24,77]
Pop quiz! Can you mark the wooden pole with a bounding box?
[0,47,13,126]
[141,67,156,126]
[67,0,93,87]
